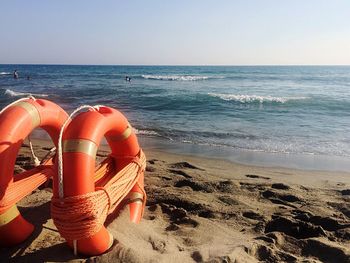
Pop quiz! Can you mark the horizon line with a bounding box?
[1,63,350,67]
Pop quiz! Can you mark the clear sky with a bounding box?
[1,0,350,65]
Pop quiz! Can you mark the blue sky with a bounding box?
[1,0,349,65]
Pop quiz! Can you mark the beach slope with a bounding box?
[1,141,350,262]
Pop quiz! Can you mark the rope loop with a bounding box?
[28,136,41,167]
[0,95,36,115]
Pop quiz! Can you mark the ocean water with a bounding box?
[1,65,350,171]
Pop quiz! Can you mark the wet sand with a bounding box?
[1,139,350,262]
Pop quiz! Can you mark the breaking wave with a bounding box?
[133,128,160,136]
[5,89,48,98]
[208,93,307,103]
[141,74,209,81]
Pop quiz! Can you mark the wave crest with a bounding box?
[142,74,208,81]
[0,72,11,75]
[133,128,160,136]
[208,93,307,103]
[5,89,48,97]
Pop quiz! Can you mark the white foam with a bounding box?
[5,89,48,97]
[208,93,307,103]
[142,75,209,81]
[0,72,11,75]
[133,128,160,136]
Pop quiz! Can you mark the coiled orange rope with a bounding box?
[51,150,146,241]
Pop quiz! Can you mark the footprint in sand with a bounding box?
[218,195,240,206]
[271,183,290,190]
[174,179,214,192]
[168,169,192,178]
[16,155,32,162]
[242,211,265,221]
[261,190,302,208]
[265,216,327,239]
[245,174,271,180]
[340,189,350,196]
[159,203,200,230]
[249,243,297,262]
[300,239,350,263]
[149,237,167,253]
[169,162,204,170]
[293,211,350,231]
[146,166,156,172]
[148,159,164,165]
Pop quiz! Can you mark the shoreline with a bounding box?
[31,130,350,173]
[24,136,350,186]
[139,135,350,173]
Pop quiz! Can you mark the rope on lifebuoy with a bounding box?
[55,104,106,255]
[0,95,36,115]
[57,105,105,199]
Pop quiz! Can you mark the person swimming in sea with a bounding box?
[125,76,131,82]
[13,70,19,79]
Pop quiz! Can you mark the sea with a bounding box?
[1,65,350,171]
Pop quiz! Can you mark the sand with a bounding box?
[1,139,350,263]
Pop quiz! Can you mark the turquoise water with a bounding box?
[1,65,350,170]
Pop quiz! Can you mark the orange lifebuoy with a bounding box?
[52,106,146,256]
[0,98,68,247]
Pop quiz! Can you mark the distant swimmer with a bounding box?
[13,70,19,79]
[26,76,31,80]
[125,76,131,82]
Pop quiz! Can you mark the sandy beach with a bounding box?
[2,0,350,261]
[1,138,350,263]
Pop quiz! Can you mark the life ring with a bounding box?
[52,106,146,256]
[0,98,68,246]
